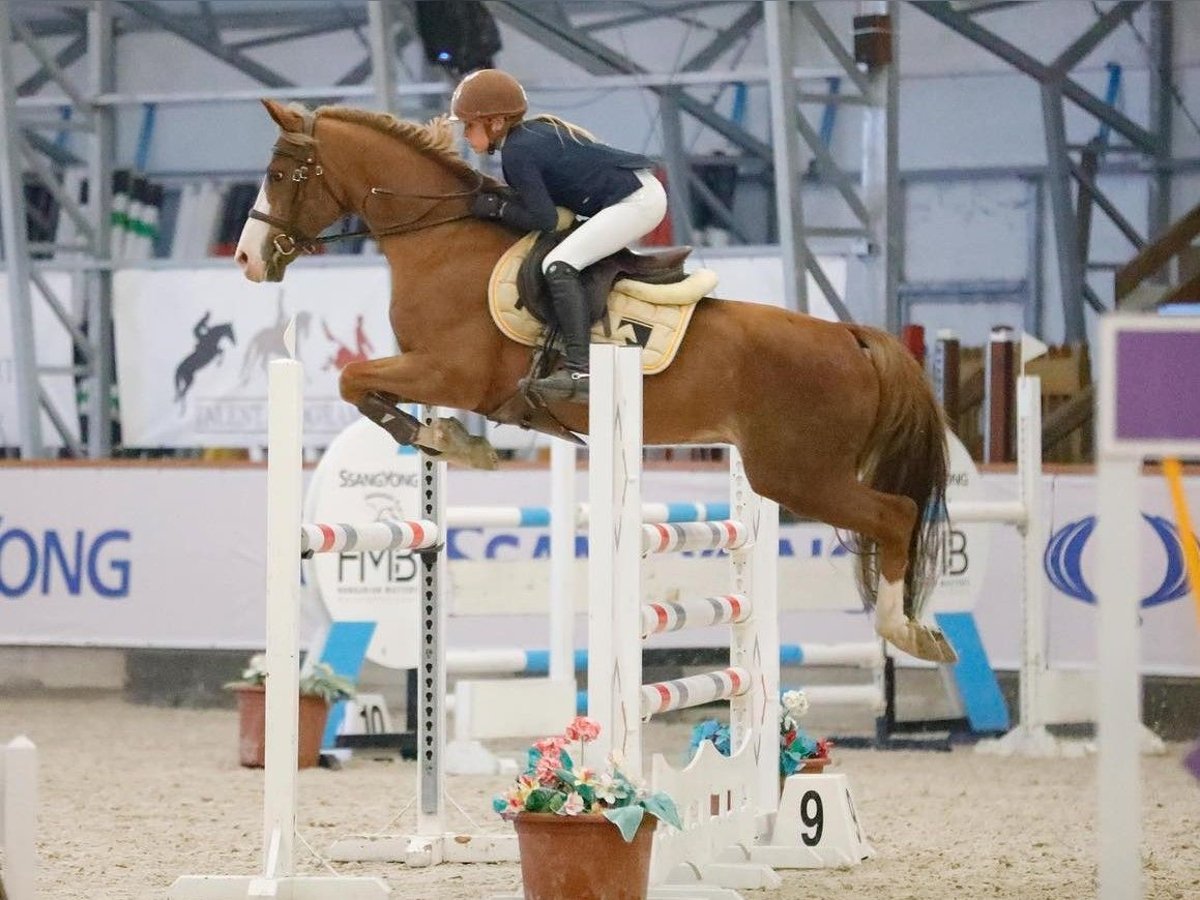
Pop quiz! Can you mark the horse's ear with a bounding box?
[262,98,304,132]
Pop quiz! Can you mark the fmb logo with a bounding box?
[1044,514,1195,608]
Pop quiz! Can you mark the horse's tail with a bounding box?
[846,324,948,620]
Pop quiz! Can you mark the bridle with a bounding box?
[247,110,484,257]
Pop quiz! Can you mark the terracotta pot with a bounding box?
[800,756,832,774]
[513,812,656,900]
[234,685,330,769]
[778,757,834,795]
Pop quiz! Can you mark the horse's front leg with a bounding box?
[340,354,499,470]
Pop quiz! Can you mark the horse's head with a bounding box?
[236,100,346,283]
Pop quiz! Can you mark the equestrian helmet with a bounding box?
[450,69,528,122]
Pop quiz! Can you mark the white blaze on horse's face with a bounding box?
[235,183,272,283]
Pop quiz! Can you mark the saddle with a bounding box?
[485,213,718,442]
[516,224,692,328]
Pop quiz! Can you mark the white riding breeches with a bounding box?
[541,170,668,273]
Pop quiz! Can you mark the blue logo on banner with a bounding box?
[1043,513,1193,609]
[0,518,131,599]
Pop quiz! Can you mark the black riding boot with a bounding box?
[530,261,591,400]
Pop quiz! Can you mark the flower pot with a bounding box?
[779,757,833,795]
[800,756,832,774]
[234,685,330,769]
[513,812,657,900]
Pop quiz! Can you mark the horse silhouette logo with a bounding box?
[323,315,374,371]
[175,312,235,408]
[365,492,405,522]
[240,291,312,385]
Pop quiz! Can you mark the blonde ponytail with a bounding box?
[529,114,597,144]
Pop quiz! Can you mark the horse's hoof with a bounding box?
[465,436,499,470]
[876,619,958,664]
[419,417,499,470]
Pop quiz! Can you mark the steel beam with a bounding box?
[797,4,871,97]
[1147,1,1172,238]
[1050,1,1141,77]
[659,92,694,245]
[1026,177,1044,336]
[10,16,93,116]
[197,0,220,42]
[368,0,399,114]
[687,171,750,244]
[911,1,1158,154]
[21,4,371,39]
[0,9,43,456]
[581,1,734,33]
[18,138,94,241]
[86,0,116,455]
[860,2,902,333]
[16,30,87,96]
[1075,140,1099,264]
[806,253,853,323]
[119,1,295,88]
[681,4,761,72]
[793,108,869,224]
[22,127,83,167]
[1068,158,1144,250]
[336,56,373,88]
[763,0,806,314]
[1041,83,1086,342]
[230,21,364,53]
[487,1,772,163]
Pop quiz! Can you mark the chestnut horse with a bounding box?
[235,100,954,664]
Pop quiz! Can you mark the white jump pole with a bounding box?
[171,327,391,898]
[549,439,576,686]
[968,374,1065,757]
[262,349,303,885]
[2,736,37,900]
[584,345,785,897]
[1092,315,1200,898]
[588,343,644,771]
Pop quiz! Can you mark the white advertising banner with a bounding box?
[113,264,394,448]
[112,256,845,451]
[1,462,1197,676]
[0,464,268,648]
[0,272,79,447]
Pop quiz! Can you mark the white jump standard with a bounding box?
[172,333,514,896]
[171,339,398,898]
[583,344,872,900]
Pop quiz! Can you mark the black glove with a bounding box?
[470,191,541,232]
[470,192,506,221]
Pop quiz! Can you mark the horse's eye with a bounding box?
[271,170,284,182]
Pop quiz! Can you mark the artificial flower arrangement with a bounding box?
[493,716,683,841]
[689,689,833,776]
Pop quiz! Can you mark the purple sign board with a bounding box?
[1100,317,1200,458]
[1115,331,1200,441]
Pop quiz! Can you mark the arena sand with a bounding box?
[1,693,1197,900]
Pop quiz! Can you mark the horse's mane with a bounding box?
[313,105,503,191]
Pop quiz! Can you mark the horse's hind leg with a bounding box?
[356,391,424,444]
[742,461,956,664]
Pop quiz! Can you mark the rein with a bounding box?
[248,110,483,256]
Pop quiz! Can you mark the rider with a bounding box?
[450,68,667,398]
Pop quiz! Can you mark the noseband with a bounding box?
[248,109,484,257]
